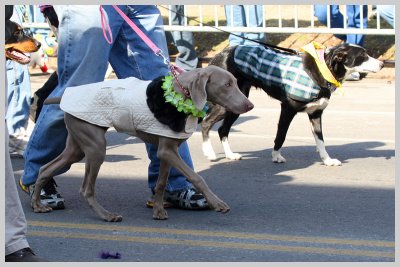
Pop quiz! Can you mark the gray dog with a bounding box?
[31,65,254,222]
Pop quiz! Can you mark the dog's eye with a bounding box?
[14,30,24,38]
[225,81,232,87]
[23,29,33,37]
[354,54,369,65]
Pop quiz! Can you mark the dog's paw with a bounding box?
[226,152,242,160]
[153,208,168,220]
[205,153,217,161]
[202,142,217,160]
[272,150,286,163]
[213,201,230,214]
[103,213,123,222]
[323,158,342,166]
[31,201,53,213]
[208,197,230,214]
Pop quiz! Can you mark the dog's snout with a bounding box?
[379,61,384,69]
[35,40,41,49]
[247,102,254,112]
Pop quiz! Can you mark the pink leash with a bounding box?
[100,5,189,97]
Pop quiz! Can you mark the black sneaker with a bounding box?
[20,178,65,210]
[5,247,49,262]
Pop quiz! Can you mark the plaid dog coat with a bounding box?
[234,45,325,102]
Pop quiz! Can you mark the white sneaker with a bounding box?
[9,127,30,157]
[345,72,361,81]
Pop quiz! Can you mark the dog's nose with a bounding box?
[246,102,254,112]
[35,41,41,49]
[379,61,384,69]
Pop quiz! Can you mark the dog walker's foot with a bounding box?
[226,152,242,160]
[153,207,168,220]
[272,150,286,163]
[323,158,342,166]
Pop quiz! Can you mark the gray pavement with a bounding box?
[11,69,395,262]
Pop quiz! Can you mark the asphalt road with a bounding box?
[11,70,395,262]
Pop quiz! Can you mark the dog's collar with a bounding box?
[161,73,207,118]
[301,41,342,88]
[327,82,336,93]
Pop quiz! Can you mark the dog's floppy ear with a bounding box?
[175,69,208,110]
[189,72,208,110]
[333,49,348,63]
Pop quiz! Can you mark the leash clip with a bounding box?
[156,50,188,96]
[156,50,170,65]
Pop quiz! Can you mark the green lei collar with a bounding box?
[161,73,206,118]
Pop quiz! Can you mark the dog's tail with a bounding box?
[44,97,61,104]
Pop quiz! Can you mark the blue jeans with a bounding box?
[314,5,368,46]
[22,5,195,192]
[377,5,394,27]
[224,5,265,46]
[6,60,31,135]
[169,5,198,71]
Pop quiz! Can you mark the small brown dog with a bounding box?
[31,66,254,222]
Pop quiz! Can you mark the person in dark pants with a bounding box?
[167,5,198,71]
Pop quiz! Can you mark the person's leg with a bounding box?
[5,127,29,256]
[345,5,367,46]
[243,5,265,45]
[21,6,110,191]
[314,5,346,42]
[106,5,169,79]
[225,5,246,46]
[377,5,394,27]
[6,61,31,135]
[106,5,207,208]
[170,5,198,71]
[5,71,47,261]
[6,61,31,157]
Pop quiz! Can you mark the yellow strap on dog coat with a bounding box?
[301,42,342,88]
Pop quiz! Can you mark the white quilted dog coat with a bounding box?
[60,77,198,139]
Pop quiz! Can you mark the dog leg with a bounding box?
[202,137,217,160]
[272,104,297,163]
[31,135,84,213]
[218,112,242,160]
[152,160,170,220]
[308,112,341,166]
[158,137,230,213]
[80,139,123,222]
[65,114,123,222]
[80,155,123,222]
[201,105,226,160]
[271,150,286,163]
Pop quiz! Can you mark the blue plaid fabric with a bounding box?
[234,45,322,102]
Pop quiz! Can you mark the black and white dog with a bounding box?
[201,43,383,166]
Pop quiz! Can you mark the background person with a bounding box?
[224,5,265,46]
